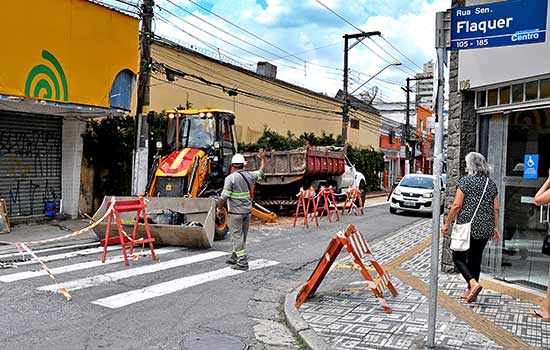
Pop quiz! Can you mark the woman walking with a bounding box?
[442,152,499,303]
[529,170,550,321]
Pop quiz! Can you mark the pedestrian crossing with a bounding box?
[0,242,279,308]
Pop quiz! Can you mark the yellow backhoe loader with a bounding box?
[145,108,276,240]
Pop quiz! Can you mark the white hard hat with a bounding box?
[231,153,246,164]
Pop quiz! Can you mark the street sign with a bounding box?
[523,154,539,179]
[451,0,548,50]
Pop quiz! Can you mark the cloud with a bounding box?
[102,0,450,101]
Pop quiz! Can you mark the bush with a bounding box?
[82,115,135,199]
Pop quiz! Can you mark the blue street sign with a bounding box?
[451,0,548,50]
[524,154,539,179]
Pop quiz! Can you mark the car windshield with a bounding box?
[400,176,434,189]
[182,116,215,149]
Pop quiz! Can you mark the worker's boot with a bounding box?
[226,251,238,265]
[231,261,249,271]
[231,250,248,271]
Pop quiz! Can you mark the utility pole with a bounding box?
[341,31,381,145]
[132,0,154,196]
[402,78,411,174]
[401,75,433,174]
[427,10,450,349]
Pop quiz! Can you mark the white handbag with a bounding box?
[450,178,489,252]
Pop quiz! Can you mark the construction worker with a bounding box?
[218,149,265,270]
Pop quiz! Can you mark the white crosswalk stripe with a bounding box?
[0,247,183,282]
[0,242,99,259]
[37,250,229,293]
[16,246,120,266]
[1,243,280,308]
[91,259,280,309]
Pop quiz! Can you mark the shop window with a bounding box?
[110,70,135,110]
[487,88,498,106]
[512,84,524,103]
[541,79,550,99]
[350,119,360,129]
[526,81,539,101]
[476,90,486,108]
[499,86,510,105]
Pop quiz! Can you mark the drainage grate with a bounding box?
[182,334,248,350]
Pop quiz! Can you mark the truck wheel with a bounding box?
[359,180,367,205]
[214,206,229,240]
[389,207,397,214]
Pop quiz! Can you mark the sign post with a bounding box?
[428,10,450,349]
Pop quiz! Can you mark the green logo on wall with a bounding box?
[24,50,68,101]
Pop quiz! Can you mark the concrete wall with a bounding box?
[61,117,86,218]
[149,42,381,149]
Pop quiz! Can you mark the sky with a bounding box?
[104,0,450,102]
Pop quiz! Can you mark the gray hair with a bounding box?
[465,152,490,176]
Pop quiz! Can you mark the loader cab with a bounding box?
[165,109,238,177]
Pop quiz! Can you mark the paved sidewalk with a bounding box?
[289,220,550,350]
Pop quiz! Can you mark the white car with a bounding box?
[389,174,444,214]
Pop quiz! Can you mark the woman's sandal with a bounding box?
[529,310,550,321]
[460,291,470,300]
[466,284,482,303]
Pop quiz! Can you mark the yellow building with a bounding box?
[149,37,381,148]
[0,0,138,219]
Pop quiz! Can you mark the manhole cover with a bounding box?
[182,334,247,350]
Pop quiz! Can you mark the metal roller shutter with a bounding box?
[0,113,62,217]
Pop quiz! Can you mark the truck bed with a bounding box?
[243,146,345,186]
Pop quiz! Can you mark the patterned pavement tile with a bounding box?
[299,220,529,349]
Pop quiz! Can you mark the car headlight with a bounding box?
[394,189,401,195]
[422,192,433,198]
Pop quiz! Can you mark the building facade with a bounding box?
[415,60,435,109]
[0,0,138,220]
[148,38,381,149]
[443,0,550,289]
[414,105,433,174]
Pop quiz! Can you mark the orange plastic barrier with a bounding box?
[316,186,340,223]
[341,187,364,216]
[293,187,318,228]
[295,224,397,312]
[101,196,156,266]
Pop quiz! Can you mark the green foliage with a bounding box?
[239,127,384,191]
[82,115,135,197]
[347,146,385,192]
[239,127,342,152]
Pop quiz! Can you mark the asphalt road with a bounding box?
[0,203,425,350]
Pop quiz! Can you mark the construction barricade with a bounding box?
[341,187,364,216]
[102,196,157,266]
[295,224,397,312]
[293,187,318,228]
[316,186,339,223]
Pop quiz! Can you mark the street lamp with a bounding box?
[350,62,402,95]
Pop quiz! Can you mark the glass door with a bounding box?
[499,108,550,289]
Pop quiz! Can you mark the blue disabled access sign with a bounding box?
[523,154,539,179]
[451,0,548,50]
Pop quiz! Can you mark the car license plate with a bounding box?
[403,201,416,207]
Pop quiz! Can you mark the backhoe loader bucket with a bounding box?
[91,196,216,248]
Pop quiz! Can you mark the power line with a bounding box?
[151,73,386,136]
[380,36,423,71]
[163,0,323,67]
[314,0,417,76]
[156,7,347,78]
[181,0,331,68]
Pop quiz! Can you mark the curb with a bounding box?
[284,289,332,350]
